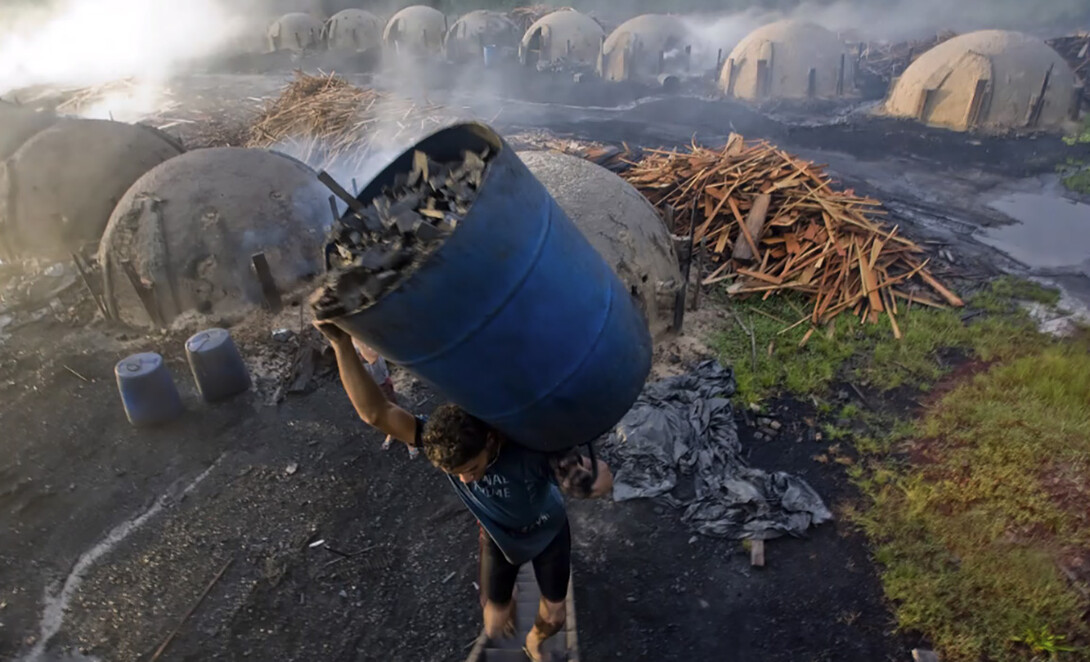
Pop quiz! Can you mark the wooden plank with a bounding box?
[836,53,846,96]
[916,267,965,306]
[732,193,772,261]
[251,253,283,313]
[120,259,164,327]
[965,78,990,128]
[737,267,782,285]
[756,59,770,98]
[1024,64,1054,128]
[750,539,765,567]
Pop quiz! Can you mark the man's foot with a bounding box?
[523,641,555,662]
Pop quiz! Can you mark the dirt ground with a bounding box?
[0,304,910,662]
[2,67,1088,662]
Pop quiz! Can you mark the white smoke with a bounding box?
[678,0,1084,72]
[0,0,251,96]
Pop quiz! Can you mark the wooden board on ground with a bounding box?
[466,564,579,662]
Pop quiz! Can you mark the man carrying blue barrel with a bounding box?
[315,319,613,661]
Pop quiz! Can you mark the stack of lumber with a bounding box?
[620,134,963,338]
[508,131,638,172]
[247,71,457,173]
[1048,32,1089,92]
[859,32,956,81]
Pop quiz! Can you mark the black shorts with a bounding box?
[481,520,571,605]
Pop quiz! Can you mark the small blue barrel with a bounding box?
[326,122,651,452]
[115,352,184,426]
[185,328,251,402]
[482,45,496,67]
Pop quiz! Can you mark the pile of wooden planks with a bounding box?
[620,134,963,338]
[247,71,457,173]
[1048,32,1089,97]
[508,131,638,172]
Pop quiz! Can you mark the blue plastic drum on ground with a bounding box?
[185,328,252,402]
[326,122,652,452]
[115,352,184,426]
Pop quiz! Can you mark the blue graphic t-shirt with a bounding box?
[446,442,567,565]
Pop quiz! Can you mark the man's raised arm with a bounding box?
[314,320,418,447]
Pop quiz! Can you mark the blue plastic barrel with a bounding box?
[115,352,184,426]
[482,45,496,67]
[185,328,252,402]
[326,122,651,452]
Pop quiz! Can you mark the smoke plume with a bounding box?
[0,0,250,95]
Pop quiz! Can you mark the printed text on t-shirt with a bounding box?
[473,474,511,499]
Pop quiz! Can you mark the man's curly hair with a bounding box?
[421,403,492,472]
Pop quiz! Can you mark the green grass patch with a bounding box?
[853,341,1090,661]
[708,277,1089,660]
[1061,117,1090,194]
[708,278,1055,404]
[1061,165,1090,195]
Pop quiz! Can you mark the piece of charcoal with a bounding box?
[374,196,391,218]
[378,248,412,271]
[388,192,422,216]
[356,245,392,271]
[393,209,421,235]
[414,221,443,242]
[462,150,485,175]
[358,207,384,233]
[372,271,400,297]
[359,274,385,302]
[406,150,429,188]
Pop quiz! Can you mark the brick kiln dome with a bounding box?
[519,150,680,338]
[97,148,331,327]
[445,10,520,62]
[0,119,181,262]
[599,14,692,83]
[326,9,383,52]
[519,10,604,68]
[383,5,447,55]
[267,12,324,52]
[719,20,854,100]
[0,102,55,161]
[883,30,1078,132]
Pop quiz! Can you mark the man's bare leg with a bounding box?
[483,597,517,640]
[524,597,565,661]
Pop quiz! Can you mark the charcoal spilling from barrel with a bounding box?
[312,147,491,319]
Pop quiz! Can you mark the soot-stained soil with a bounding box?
[0,304,910,661]
[572,396,913,662]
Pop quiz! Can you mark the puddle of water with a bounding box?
[981,192,1090,271]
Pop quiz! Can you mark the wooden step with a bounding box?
[467,567,579,662]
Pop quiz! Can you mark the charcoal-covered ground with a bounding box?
[0,313,910,662]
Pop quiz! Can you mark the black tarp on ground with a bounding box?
[602,360,832,540]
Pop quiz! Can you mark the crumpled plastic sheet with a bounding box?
[602,359,833,540]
